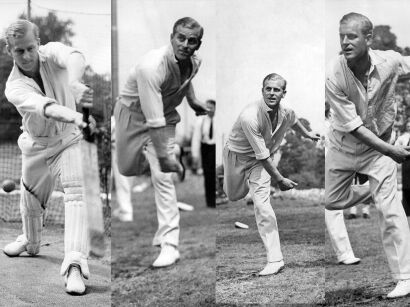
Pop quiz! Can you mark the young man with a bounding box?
[3,20,93,295]
[326,12,410,298]
[191,99,216,207]
[223,73,319,276]
[114,17,208,267]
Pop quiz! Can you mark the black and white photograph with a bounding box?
[111,0,216,305]
[3,0,410,306]
[325,0,410,305]
[215,0,325,305]
[0,0,111,305]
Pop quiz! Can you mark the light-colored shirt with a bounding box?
[5,42,82,138]
[191,115,215,158]
[120,45,201,128]
[326,49,410,138]
[227,99,297,160]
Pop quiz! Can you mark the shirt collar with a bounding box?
[369,48,386,67]
[259,98,284,115]
[166,44,199,66]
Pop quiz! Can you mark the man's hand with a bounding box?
[387,145,410,164]
[189,99,209,116]
[277,177,298,191]
[70,82,93,108]
[158,156,184,175]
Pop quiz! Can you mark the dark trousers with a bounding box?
[201,143,215,207]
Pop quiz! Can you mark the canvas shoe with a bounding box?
[259,260,284,276]
[65,264,86,295]
[3,234,32,257]
[339,257,361,265]
[387,279,410,299]
[152,244,180,268]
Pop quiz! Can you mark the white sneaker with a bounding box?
[112,208,133,222]
[3,234,30,257]
[339,257,361,265]
[65,264,86,295]
[387,279,410,299]
[259,260,284,276]
[152,244,180,268]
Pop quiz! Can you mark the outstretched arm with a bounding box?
[292,120,320,141]
[260,157,298,191]
[351,125,410,163]
[186,83,208,116]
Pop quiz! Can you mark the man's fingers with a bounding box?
[290,180,298,186]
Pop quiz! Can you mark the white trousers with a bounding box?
[223,147,283,263]
[112,145,134,215]
[18,129,89,278]
[325,209,356,262]
[326,132,410,280]
[144,126,180,247]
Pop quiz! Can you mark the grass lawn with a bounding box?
[111,173,216,306]
[216,195,325,305]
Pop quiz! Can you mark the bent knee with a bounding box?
[325,197,346,210]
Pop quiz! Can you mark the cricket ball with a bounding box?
[2,179,16,193]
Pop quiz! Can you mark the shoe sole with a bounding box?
[258,265,284,276]
[152,257,180,269]
[338,260,361,265]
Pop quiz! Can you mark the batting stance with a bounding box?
[114,17,208,267]
[326,12,410,298]
[3,20,93,295]
[223,73,319,276]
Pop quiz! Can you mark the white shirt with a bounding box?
[5,42,82,137]
[191,115,215,158]
[120,45,201,128]
[326,49,410,139]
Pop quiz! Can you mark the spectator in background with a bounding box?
[395,120,410,215]
[191,99,216,208]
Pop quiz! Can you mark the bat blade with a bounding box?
[81,138,105,258]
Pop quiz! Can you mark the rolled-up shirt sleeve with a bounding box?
[240,113,270,160]
[42,42,84,68]
[325,77,363,132]
[5,81,55,117]
[135,62,166,128]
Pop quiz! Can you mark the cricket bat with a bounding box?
[80,106,105,257]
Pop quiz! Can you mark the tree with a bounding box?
[278,118,324,189]
[371,25,399,52]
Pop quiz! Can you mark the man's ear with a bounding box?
[282,90,287,97]
[6,44,11,55]
[37,38,40,46]
[366,33,373,47]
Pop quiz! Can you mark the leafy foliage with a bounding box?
[278,119,325,189]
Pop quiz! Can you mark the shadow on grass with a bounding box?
[325,287,383,306]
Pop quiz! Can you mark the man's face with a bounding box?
[207,101,215,118]
[406,122,410,132]
[7,30,40,74]
[170,25,202,61]
[339,20,371,63]
[262,79,286,109]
